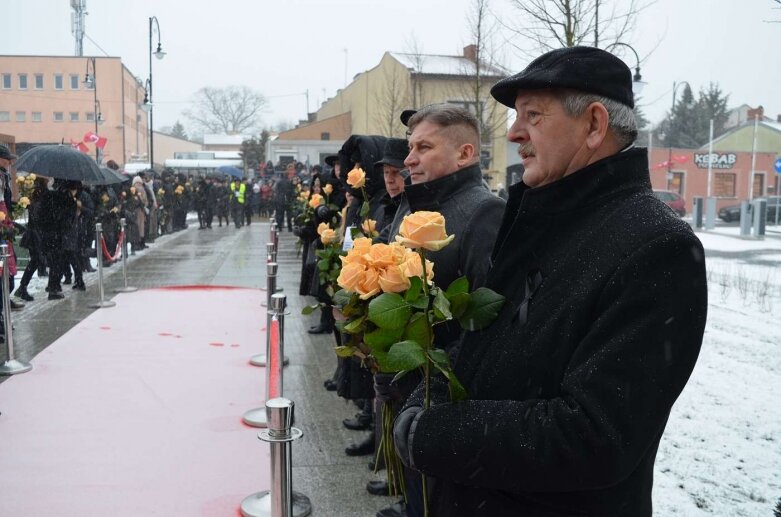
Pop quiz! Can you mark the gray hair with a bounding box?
[557,91,638,147]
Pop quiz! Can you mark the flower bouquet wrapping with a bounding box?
[331,211,505,506]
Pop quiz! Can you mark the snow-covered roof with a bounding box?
[389,52,506,78]
[202,134,251,145]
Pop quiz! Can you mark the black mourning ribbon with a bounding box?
[514,269,543,326]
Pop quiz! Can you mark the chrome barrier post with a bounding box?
[240,397,312,517]
[89,223,116,309]
[251,271,289,367]
[114,218,138,293]
[0,244,32,376]
[267,242,276,264]
[246,294,287,425]
[271,222,279,250]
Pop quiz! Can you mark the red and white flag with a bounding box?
[84,131,108,149]
[70,139,90,154]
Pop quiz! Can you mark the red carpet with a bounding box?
[0,287,271,516]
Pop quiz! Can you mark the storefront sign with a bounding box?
[694,153,737,169]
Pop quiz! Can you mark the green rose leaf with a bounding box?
[363,326,405,355]
[317,259,330,271]
[432,288,452,321]
[332,289,352,308]
[458,287,506,331]
[428,348,451,370]
[367,293,412,330]
[449,292,470,319]
[391,369,410,384]
[445,276,470,298]
[334,345,357,358]
[384,340,426,371]
[350,226,362,240]
[428,349,468,401]
[447,373,468,401]
[343,315,366,334]
[301,303,321,316]
[402,312,431,348]
[359,200,370,218]
[405,276,423,303]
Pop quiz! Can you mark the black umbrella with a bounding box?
[83,167,127,186]
[14,144,103,183]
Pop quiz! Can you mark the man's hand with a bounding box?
[393,405,424,469]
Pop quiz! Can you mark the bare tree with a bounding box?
[505,0,653,56]
[403,32,427,108]
[373,62,411,138]
[184,86,267,134]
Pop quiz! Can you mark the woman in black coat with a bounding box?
[14,177,49,301]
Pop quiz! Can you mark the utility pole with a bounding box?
[70,0,86,57]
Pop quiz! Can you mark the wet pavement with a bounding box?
[2,218,395,516]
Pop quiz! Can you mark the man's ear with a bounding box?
[585,102,610,150]
[457,143,476,167]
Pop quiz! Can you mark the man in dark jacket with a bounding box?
[394,47,708,517]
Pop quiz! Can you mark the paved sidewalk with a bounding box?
[3,220,395,516]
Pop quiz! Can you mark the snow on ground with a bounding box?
[654,227,780,516]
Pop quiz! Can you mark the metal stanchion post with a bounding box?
[246,293,288,426]
[240,397,312,517]
[0,244,32,376]
[89,223,116,309]
[115,218,138,293]
[251,268,289,367]
[267,242,276,264]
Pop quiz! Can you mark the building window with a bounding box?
[18,73,28,89]
[53,112,64,122]
[32,111,42,122]
[1,74,10,89]
[70,112,80,122]
[713,173,736,198]
[54,74,63,90]
[752,173,765,198]
[15,111,26,122]
[320,132,331,141]
[0,112,10,122]
[34,73,44,89]
[70,74,79,90]
[86,112,95,122]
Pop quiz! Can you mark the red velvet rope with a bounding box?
[100,230,125,261]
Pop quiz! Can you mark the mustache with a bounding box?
[519,143,536,157]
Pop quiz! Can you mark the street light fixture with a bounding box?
[84,57,102,163]
[604,42,646,97]
[146,16,165,171]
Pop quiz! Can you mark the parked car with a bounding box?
[718,196,781,223]
[653,190,686,217]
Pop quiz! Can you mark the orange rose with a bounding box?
[308,194,324,208]
[320,228,337,245]
[366,243,403,269]
[351,237,372,254]
[317,222,329,236]
[337,262,365,292]
[378,264,411,293]
[395,211,454,251]
[355,266,381,300]
[361,218,377,236]
[323,183,333,195]
[130,187,137,194]
[0,212,5,222]
[401,251,435,284]
[346,167,366,188]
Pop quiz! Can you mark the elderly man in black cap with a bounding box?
[392,46,708,516]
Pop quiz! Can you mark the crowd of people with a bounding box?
[294,46,707,517]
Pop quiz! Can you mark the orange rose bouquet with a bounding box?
[330,211,505,503]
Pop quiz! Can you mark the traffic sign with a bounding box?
[775,157,781,174]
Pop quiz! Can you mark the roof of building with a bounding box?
[202,134,251,145]
[389,52,506,78]
[701,119,781,150]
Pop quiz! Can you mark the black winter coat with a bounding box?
[404,148,708,516]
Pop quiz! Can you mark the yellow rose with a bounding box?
[401,251,435,284]
[395,211,454,251]
[29,173,37,181]
[337,262,365,292]
[16,176,25,184]
[317,222,329,236]
[346,167,366,188]
[0,212,6,222]
[101,194,109,203]
[19,196,30,208]
[355,267,381,300]
[378,264,411,294]
[323,183,333,195]
[158,188,165,196]
[308,194,324,208]
[361,219,377,236]
[320,228,337,245]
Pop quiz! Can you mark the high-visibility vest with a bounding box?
[230,182,246,204]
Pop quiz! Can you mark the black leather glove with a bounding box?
[393,405,424,469]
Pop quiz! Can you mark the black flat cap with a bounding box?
[324,155,338,167]
[491,46,634,109]
[0,144,18,160]
[374,138,409,169]
[400,109,417,127]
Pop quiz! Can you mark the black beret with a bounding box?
[491,46,634,109]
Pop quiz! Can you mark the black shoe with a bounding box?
[10,300,25,311]
[345,434,375,456]
[308,324,334,334]
[72,282,86,291]
[63,277,72,285]
[48,292,65,300]
[323,379,337,391]
[376,501,406,517]
[366,480,389,496]
[14,287,34,302]
[343,412,372,431]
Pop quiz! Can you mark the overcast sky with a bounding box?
[4,0,780,135]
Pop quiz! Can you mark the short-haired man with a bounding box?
[394,47,708,516]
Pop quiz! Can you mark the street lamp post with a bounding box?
[604,42,646,97]
[666,80,692,191]
[145,16,166,172]
[84,57,102,163]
